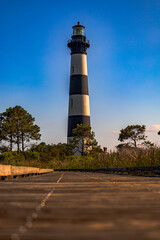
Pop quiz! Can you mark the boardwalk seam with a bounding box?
[10,173,64,240]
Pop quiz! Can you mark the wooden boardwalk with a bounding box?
[0,172,160,240]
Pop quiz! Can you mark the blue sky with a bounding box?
[0,0,160,149]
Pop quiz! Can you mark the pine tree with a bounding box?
[70,124,99,155]
[0,106,41,152]
[118,125,153,148]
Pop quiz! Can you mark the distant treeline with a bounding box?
[0,144,160,169]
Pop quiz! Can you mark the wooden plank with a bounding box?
[0,172,160,239]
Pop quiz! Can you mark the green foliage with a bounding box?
[25,151,40,160]
[1,146,160,170]
[0,145,9,153]
[118,125,153,148]
[0,151,25,165]
[116,143,131,150]
[70,124,101,155]
[30,142,73,161]
[0,106,41,152]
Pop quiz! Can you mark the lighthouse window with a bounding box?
[72,66,74,73]
[73,27,85,36]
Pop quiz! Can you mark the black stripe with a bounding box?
[69,75,89,95]
[67,115,90,137]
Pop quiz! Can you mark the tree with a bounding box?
[0,106,41,152]
[29,142,73,161]
[70,124,100,155]
[0,110,15,151]
[0,145,9,153]
[118,125,153,148]
[116,143,131,150]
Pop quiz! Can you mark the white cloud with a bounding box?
[146,125,160,133]
[152,125,160,131]
[111,130,120,135]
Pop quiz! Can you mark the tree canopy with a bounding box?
[0,106,41,152]
[70,124,101,155]
[118,125,153,149]
[30,142,73,161]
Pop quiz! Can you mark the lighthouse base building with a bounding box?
[67,22,91,155]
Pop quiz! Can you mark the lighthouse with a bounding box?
[67,22,90,148]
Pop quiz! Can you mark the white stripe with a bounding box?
[70,54,88,76]
[68,94,90,116]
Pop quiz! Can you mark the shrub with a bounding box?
[0,146,160,169]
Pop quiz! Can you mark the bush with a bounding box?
[0,146,160,170]
[0,151,25,165]
[24,151,40,160]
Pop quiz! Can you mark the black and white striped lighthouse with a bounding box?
[67,22,90,145]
